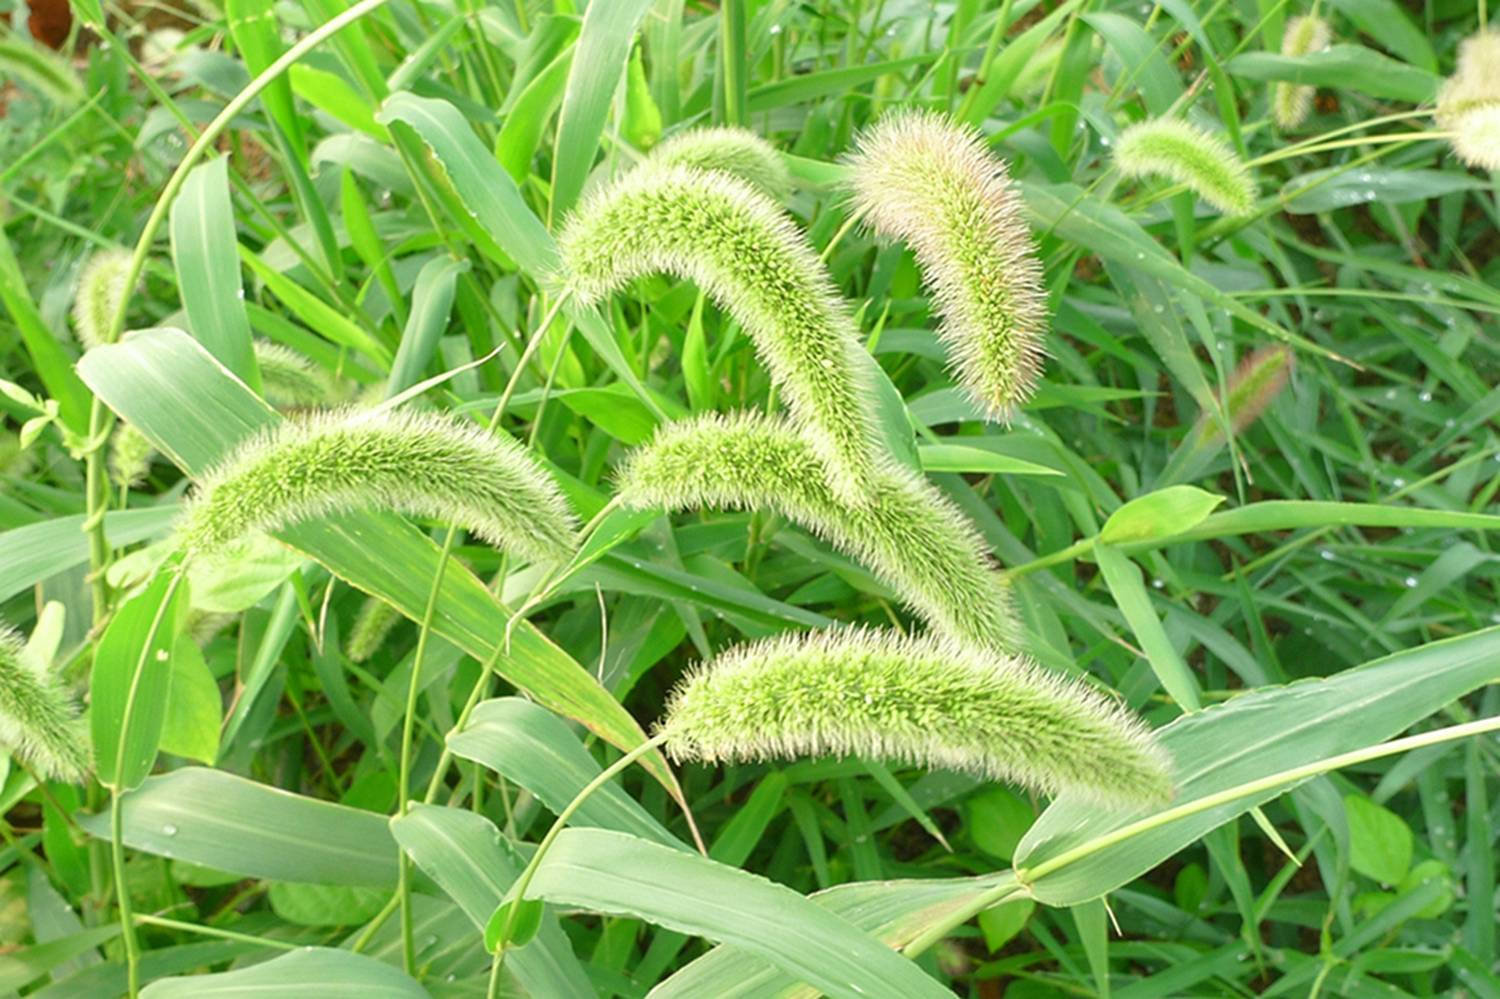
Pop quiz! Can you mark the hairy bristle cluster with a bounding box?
[617,412,1020,652]
[255,341,331,408]
[179,408,578,563]
[347,596,402,663]
[847,111,1049,421]
[660,628,1174,808]
[648,127,792,201]
[71,249,134,351]
[1436,30,1500,171]
[108,422,155,490]
[1272,16,1332,131]
[0,623,90,783]
[559,165,882,502]
[1114,118,1257,216]
[1196,345,1294,445]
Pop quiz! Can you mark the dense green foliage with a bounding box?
[0,0,1498,996]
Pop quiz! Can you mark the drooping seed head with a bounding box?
[559,165,883,503]
[109,421,155,491]
[661,628,1174,808]
[1114,117,1257,217]
[179,408,578,564]
[847,111,1049,421]
[347,596,402,663]
[71,249,134,351]
[648,127,792,201]
[254,341,331,408]
[1272,16,1332,131]
[617,412,1021,652]
[0,622,90,783]
[1192,345,1294,447]
[1436,31,1500,171]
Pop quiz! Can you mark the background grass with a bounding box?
[1,0,1498,995]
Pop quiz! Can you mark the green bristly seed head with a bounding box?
[1437,31,1500,171]
[648,127,792,201]
[617,412,1021,652]
[347,596,402,663]
[1114,117,1257,216]
[847,110,1049,421]
[1273,16,1331,131]
[558,164,883,503]
[71,249,134,351]
[255,341,332,408]
[179,408,578,564]
[108,421,155,490]
[0,622,90,783]
[660,628,1174,808]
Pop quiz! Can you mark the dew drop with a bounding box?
[162,823,178,836]
[1404,576,1418,588]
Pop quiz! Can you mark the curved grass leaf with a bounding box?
[139,947,424,998]
[526,827,952,999]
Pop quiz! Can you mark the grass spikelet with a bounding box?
[71,248,134,350]
[0,623,90,783]
[847,111,1049,420]
[1114,118,1257,216]
[254,341,331,408]
[1193,346,1294,446]
[559,165,882,501]
[108,422,155,490]
[179,408,578,563]
[660,628,1174,808]
[1436,31,1500,171]
[647,127,792,200]
[1272,16,1331,131]
[617,412,1020,652]
[347,596,402,663]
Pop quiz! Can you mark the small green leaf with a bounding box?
[485,897,545,952]
[965,787,1035,862]
[1100,486,1225,545]
[158,636,221,765]
[1345,794,1413,885]
[978,897,1034,953]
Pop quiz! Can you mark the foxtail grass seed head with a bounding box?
[648,127,792,201]
[1114,118,1257,217]
[254,341,331,408]
[0,623,90,783]
[179,408,578,564]
[1272,16,1332,131]
[71,248,134,350]
[347,596,402,663]
[1436,31,1500,171]
[1193,345,1294,447]
[559,165,883,502]
[108,421,155,491]
[847,111,1049,421]
[661,628,1174,808]
[617,412,1021,652]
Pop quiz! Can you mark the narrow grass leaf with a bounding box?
[170,158,257,385]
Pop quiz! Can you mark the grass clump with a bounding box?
[617,412,1020,652]
[0,623,90,783]
[847,110,1048,421]
[1115,117,1257,216]
[559,165,883,502]
[660,627,1173,808]
[1436,30,1500,171]
[648,126,791,200]
[1273,15,1332,131]
[179,408,578,563]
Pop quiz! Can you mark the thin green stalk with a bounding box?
[393,291,572,973]
[134,914,301,950]
[492,733,671,980]
[902,714,1500,958]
